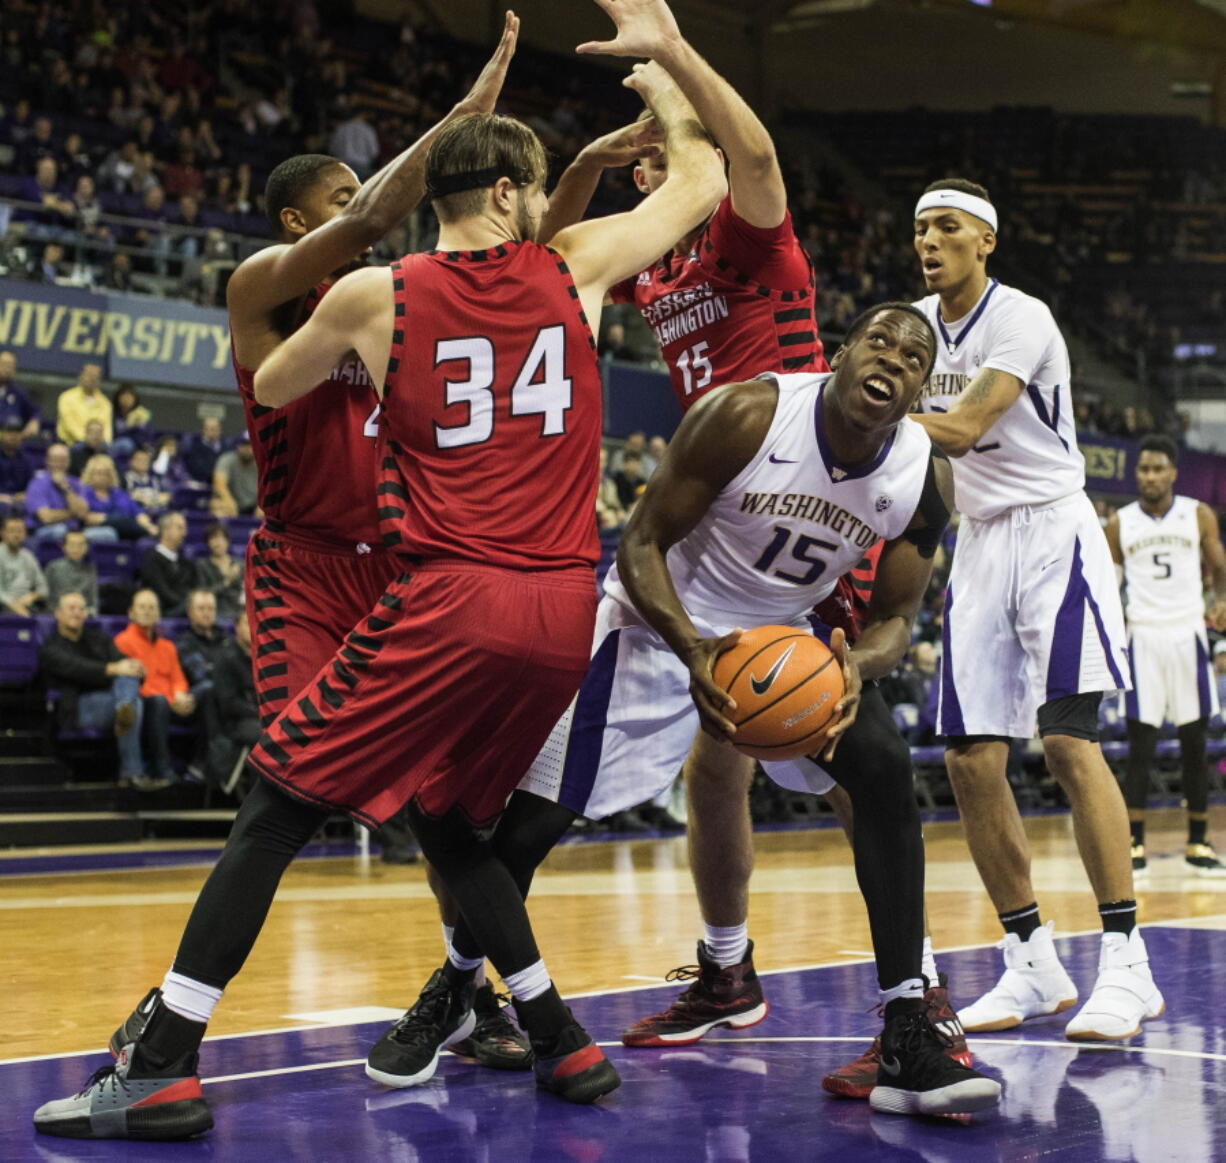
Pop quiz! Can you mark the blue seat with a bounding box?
[91,542,141,580]
[0,615,39,685]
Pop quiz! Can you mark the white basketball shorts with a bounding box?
[938,491,1131,739]
[1125,621,1218,728]
[518,594,835,820]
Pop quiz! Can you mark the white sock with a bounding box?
[703,922,749,969]
[442,921,487,982]
[503,959,552,1003]
[879,977,925,1007]
[922,937,939,987]
[160,970,222,1024]
[448,946,485,974]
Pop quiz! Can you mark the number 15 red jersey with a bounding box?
[377,242,602,571]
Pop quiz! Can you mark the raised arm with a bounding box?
[551,62,726,319]
[1199,502,1226,630]
[538,118,662,243]
[617,380,773,735]
[914,367,1024,457]
[578,0,786,228]
[228,12,518,322]
[253,267,393,408]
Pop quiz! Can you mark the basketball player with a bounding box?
[34,70,726,1139]
[911,178,1164,1041]
[1105,435,1226,876]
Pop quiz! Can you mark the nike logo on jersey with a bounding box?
[879,1055,902,1078]
[768,454,797,464]
[750,644,796,696]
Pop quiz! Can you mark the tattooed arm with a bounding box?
[913,367,1024,457]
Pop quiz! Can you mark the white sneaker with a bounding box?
[1065,928,1165,1042]
[957,921,1079,1032]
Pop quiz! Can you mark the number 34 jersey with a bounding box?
[605,372,932,626]
[1117,495,1204,627]
[377,242,603,571]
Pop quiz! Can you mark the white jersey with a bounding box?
[915,280,1085,520]
[1117,496,1204,627]
[604,372,932,625]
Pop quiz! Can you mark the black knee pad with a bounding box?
[1037,692,1102,742]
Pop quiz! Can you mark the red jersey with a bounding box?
[611,197,827,410]
[814,540,883,643]
[235,281,383,550]
[377,242,602,570]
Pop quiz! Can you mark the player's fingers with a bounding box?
[694,673,737,714]
[577,38,622,55]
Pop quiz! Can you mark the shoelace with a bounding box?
[889,1011,953,1057]
[664,964,702,985]
[77,1064,122,1098]
[390,985,455,1043]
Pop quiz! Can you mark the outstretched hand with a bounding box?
[578,116,663,169]
[816,628,862,762]
[458,10,520,115]
[684,628,742,741]
[577,0,684,59]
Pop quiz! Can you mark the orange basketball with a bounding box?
[711,625,844,760]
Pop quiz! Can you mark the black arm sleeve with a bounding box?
[901,450,951,560]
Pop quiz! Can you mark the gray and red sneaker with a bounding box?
[529,1019,620,1104]
[621,940,769,1048]
[108,987,161,1058]
[33,1043,211,1140]
[821,974,972,1099]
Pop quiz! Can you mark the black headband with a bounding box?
[426,166,534,199]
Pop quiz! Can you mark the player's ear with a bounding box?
[829,346,845,369]
[279,206,308,239]
[492,176,517,213]
[979,229,997,260]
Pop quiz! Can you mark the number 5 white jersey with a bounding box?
[914,280,1085,520]
[1117,496,1204,627]
[603,372,932,626]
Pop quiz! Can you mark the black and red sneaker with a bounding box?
[621,940,769,1048]
[447,984,533,1071]
[821,975,972,1100]
[529,1019,620,1104]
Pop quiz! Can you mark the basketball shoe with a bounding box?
[522,1009,620,1104]
[365,966,476,1087]
[1185,843,1226,878]
[34,1003,212,1140]
[868,1009,1001,1117]
[1064,928,1165,1041]
[821,974,971,1099]
[1131,843,1148,876]
[109,987,161,1057]
[957,922,1078,1032]
[447,984,533,1070]
[621,940,768,1047]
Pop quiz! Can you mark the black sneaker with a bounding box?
[868,1010,1001,1117]
[447,984,533,1070]
[365,968,476,1088]
[526,1013,620,1104]
[109,987,162,1058]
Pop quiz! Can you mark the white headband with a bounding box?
[914,189,997,232]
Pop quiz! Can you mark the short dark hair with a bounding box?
[923,176,991,202]
[1139,434,1179,465]
[844,302,938,376]
[203,521,227,542]
[263,154,344,233]
[3,513,24,527]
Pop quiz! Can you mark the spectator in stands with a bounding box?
[0,513,47,615]
[26,442,117,543]
[329,107,380,177]
[647,435,668,474]
[96,139,140,193]
[131,184,170,274]
[21,157,75,237]
[0,351,42,438]
[39,590,151,787]
[140,510,194,615]
[211,433,258,516]
[112,385,151,454]
[102,250,134,291]
[56,362,111,444]
[69,419,111,476]
[152,433,191,491]
[175,587,228,781]
[610,430,653,475]
[0,420,31,515]
[124,445,171,513]
[80,454,158,540]
[114,588,190,784]
[69,174,110,268]
[37,241,66,283]
[44,528,98,613]
[614,450,647,510]
[185,416,224,483]
[212,608,259,788]
[196,521,244,619]
[595,446,625,530]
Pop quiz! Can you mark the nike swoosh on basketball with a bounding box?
[750,644,796,696]
[768,453,796,464]
[879,1055,902,1078]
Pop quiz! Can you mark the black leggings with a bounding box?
[823,684,925,991]
[1125,717,1209,814]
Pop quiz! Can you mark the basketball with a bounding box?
[711,625,845,760]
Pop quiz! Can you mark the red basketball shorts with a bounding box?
[245,529,402,727]
[247,561,597,829]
